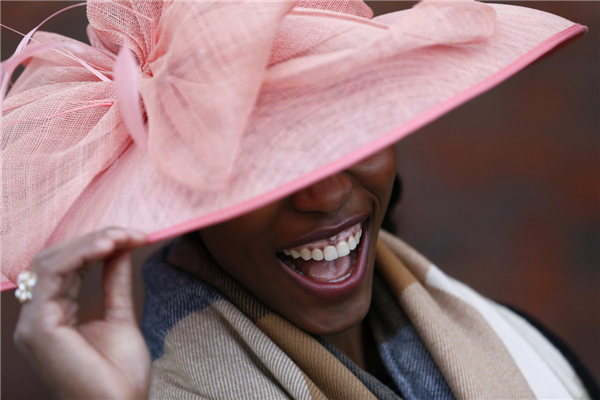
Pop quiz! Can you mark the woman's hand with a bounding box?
[13,227,151,399]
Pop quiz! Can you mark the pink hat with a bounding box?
[1,0,587,290]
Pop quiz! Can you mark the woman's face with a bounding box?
[198,146,397,335]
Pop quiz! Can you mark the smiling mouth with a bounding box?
[276,221,363,284]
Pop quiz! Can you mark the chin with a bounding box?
[275,215,379,336]
[291,282,374,336]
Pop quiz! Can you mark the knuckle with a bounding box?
[31,248,53,267]
[35,247,53,260]
[35,256,56,276]
[13,324,33,350]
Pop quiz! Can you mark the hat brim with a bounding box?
[1,3,587,290]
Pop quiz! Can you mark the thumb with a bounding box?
[102,251,137,325]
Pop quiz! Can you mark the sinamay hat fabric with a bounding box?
[0,0,586,289]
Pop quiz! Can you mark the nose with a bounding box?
[291,172,353,213]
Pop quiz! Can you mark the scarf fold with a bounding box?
[141,230,589,400]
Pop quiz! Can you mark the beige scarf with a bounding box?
[140,230,589,399]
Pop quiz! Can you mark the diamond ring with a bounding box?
[15,271,38,304]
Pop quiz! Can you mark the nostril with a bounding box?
[291,173,352,213]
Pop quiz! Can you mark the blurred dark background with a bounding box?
[2,1,598,399]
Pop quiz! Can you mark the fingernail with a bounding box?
[105,228,127,240]
[94,238,113,251]
[128,230,146,241]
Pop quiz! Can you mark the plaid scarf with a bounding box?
[141,230,589,399]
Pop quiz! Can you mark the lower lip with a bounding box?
[275,216,371,300]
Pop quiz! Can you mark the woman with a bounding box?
[12,147,397,399]
[3,0,597,399]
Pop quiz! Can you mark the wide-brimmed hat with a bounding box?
[1,0,586,290]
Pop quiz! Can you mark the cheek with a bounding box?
[197,201,284,285]
[352,146,397,197]
[198,223,271,300]
[201,201,282,248]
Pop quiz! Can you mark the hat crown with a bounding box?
[86,1,374,73]
[85,0,496,192]
[85,0,380,190]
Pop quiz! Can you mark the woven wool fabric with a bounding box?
[1,1,586,289]
[140,230,590,400]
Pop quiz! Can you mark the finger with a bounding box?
[30,228,146,304]
[31,227,146,267]
[14,229,147,359]
[102,251,136,325]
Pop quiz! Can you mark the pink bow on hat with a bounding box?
[3,0,496,191]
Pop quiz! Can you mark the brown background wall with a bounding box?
[2,2,598,399]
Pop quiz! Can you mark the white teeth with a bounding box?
[312,248,324,261]
[278,225,364,282]
[323,245,338,261]
[336,241,350,257]
[300,248,312,261]
[348,236,357,250]
[280,224,364,261]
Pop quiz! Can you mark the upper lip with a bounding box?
[275,210,371,252]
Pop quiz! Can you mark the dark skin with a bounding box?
[196,146,398,368]
[13,146,397,398]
